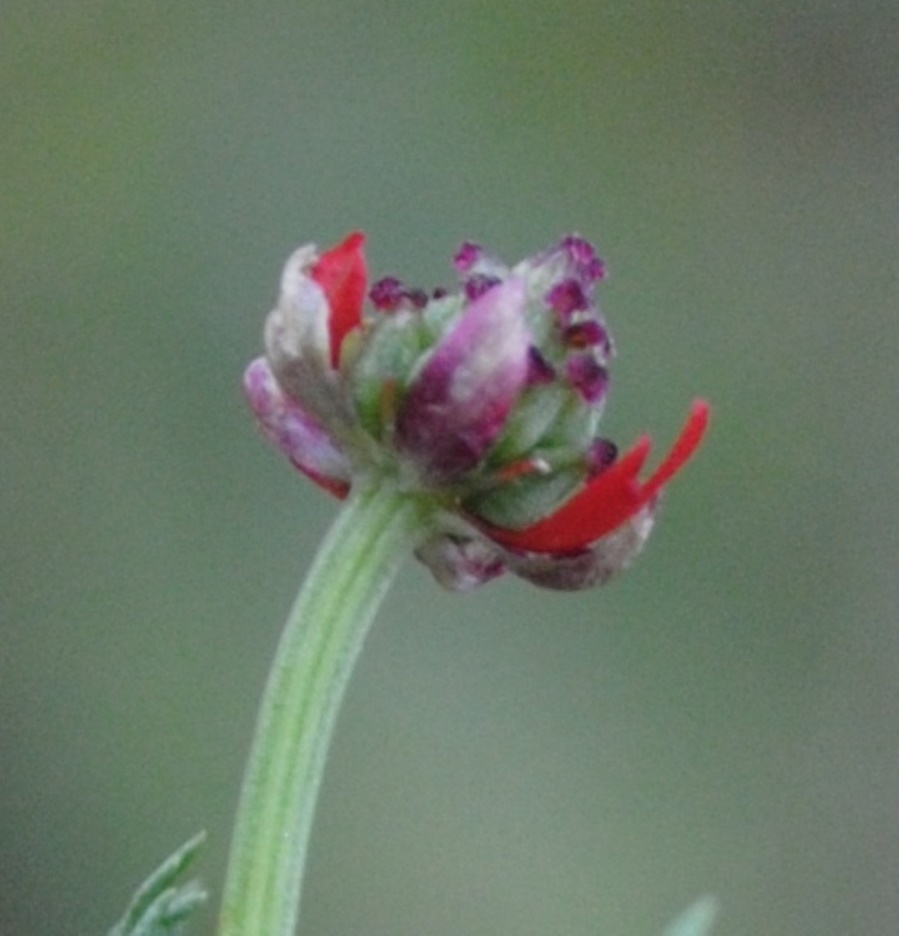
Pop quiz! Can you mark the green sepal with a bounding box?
[420,292,467,341]
[489,383,571,463]
[106,832,207,936]
[464,463,585,529]
[350,310,431,440]
[542,391,603,450]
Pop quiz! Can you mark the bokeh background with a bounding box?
[2,2,898,934]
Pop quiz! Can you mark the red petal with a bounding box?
[311,231,367,368]
[640,399,711,501]
[481,436,651,553]
[479,400,710,554]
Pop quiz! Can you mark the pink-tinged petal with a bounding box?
[395,277,531,481]
[478,400,709,553]
[243,357,351,499]
[311,231,367,368]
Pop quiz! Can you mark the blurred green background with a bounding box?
[2,2,897,934]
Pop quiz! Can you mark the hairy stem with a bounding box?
[218,482,429,936]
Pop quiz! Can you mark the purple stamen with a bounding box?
[586,257,606,282]
[566,355,609,403]
[370,277,429,312]
[546,279,588,320]
[558,235,606,282]
[369,276,406,311]
[564,320,609,350]
[454,241,484,274]
[561,235,597,265]
[586,437,618,475]
[464,274,502,302]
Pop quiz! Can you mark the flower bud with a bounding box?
[245,232,709,590]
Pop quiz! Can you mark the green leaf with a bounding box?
[106,832,208,936]
[661,896,718,936]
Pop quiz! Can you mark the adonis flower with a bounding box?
[244,232,709,590]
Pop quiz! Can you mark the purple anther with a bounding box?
[566,355,609,403]
[563,320,609,350]
[586,437,618,475]
[464,274,502,302]
[369,276,406,311]
[453,241,484,274]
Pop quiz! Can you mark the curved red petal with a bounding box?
[479,436,652,554]
[311,231,367,368]
[639,398,710,501]
[478,399,710,555]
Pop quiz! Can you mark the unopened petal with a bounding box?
[395,277,531,482]
[244,357,351,499]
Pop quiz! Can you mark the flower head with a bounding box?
[245,232,709,590]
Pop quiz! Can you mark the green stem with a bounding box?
[218,482,430,936]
